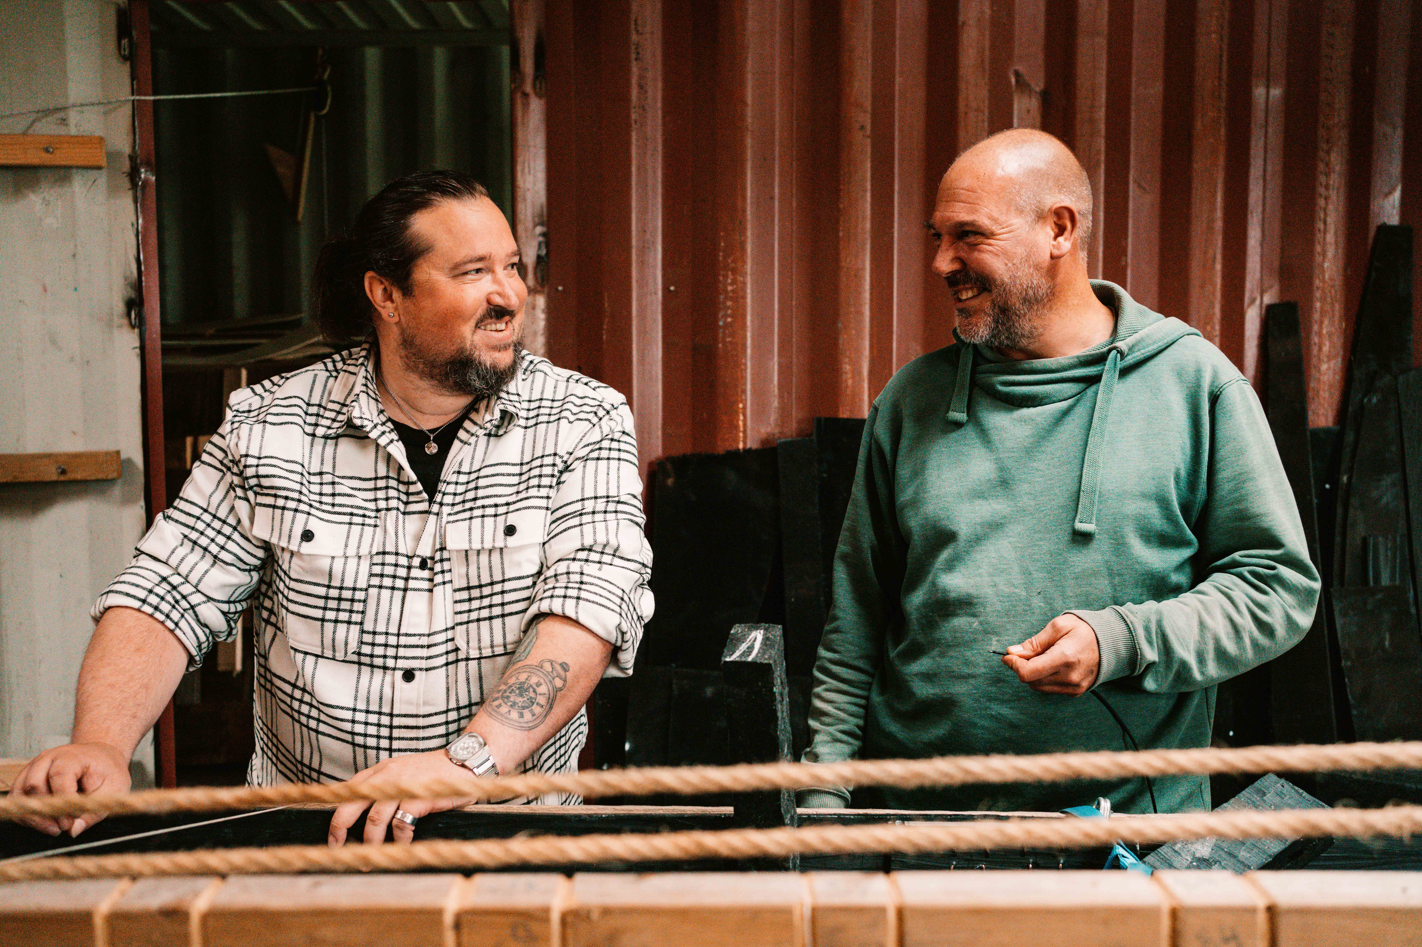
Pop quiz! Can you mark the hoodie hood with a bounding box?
[946,280,1201,535]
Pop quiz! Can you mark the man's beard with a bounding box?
[396,306,524,400]
[947,257,1052,350]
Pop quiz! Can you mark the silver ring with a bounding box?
[393,809,418,827]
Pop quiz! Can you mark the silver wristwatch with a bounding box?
[446,731,499,778]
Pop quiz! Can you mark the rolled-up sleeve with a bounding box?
[93,423,268,669]
[524,401,654,677]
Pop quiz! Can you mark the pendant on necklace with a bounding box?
[424,440,439,455]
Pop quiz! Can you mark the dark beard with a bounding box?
[397,307,524,400]
[949,260,1052,351]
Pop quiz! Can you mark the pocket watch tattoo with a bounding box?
[488,658,570,730]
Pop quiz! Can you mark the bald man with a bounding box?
[801,130,1318,814]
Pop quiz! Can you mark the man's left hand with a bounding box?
[1001,614,1100,696]
[327,751,478,846]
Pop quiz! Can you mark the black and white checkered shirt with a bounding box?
[95,346,653,801]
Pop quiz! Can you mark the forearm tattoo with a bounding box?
[487,658,570,731]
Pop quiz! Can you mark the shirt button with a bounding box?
[402,669,416,683]
[418,557,429,570]
[504,523,517,537]
[300,528,315,543]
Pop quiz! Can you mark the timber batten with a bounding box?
[1,870,1420,947]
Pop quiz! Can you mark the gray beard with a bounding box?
[954,263,1053,351]
[396,331,523,401]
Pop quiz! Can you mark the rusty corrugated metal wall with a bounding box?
[542,0,1422,475]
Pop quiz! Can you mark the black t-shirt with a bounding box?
[390,402,479,500]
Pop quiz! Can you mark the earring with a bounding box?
[386,311,396,319]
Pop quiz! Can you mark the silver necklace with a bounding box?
[380,369,474,455]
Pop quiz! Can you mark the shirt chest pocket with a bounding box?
[254,508,381,661]
[443,507,548,658]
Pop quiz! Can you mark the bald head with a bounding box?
[948,129,1093,257]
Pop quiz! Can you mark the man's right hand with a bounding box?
[8,742,131,837]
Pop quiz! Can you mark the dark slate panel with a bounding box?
[1143,774,1332,872]
[640,447,781,670]
[1333,584,1422,741]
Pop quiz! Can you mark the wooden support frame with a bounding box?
[0,452,121,485]
[3,871,1422,947]
[128,0,176,791]
[0,134,105,169]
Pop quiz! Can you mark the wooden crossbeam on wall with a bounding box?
[0,134,105,168]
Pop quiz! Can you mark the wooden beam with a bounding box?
[107,877,220,947]
[1151,871,1269,947]
[202,874,463,947]
[0,878,130,947]
[628,0,663,469]
[456,874,566,947]
[0,451,121,485]
[510,0,549,360]
[1186,0,1228,348]
[128,0,176,792]
[1249,871,1422,946]
[1073,0,1108,277]
[0,134,105,169]
[562,873,806,947]
[897,870,1168,946]
[838,0,872,419]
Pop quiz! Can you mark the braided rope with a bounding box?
[3,804,1420,883]
[3,740,1420,822]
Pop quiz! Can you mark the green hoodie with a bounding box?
[804,281,1320,813]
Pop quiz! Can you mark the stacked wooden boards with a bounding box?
[1,870,1420,946]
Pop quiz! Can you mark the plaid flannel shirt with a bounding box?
[95,346,653,800]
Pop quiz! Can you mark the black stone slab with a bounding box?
[777,437,828,678]
[1340,375,1415,594]
[1264,303,1339,745]
[640,447,781,670]
[1143,774,1332,872]
[814,418,868,585]
[721,625,797,847]
[1332,225,1414,589]
[1399,368,1422,635]
[1333,584,1422,742]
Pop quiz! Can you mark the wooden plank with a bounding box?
[1073,0,1109,276]
[0,134,105,168]
[897,870,1167,947]
[956,0,991,151]
[1187,0,1228,346]
[838,0,873,420]
[1152,871,1270,947]
[561,873,806,947]
[628,0,664,468]
[0,450,121,484]
[1304,0,1357,427]
[1368,0,1411,230]
[128,0,176,792]
[807,872,896,947]
[202,874,462,947]
[456,874,566,947]
[107,876,220,947]
[511,0,549,361]
[1238,0,1290,384]
[1248,871,1422,947]
[0,878,130,947]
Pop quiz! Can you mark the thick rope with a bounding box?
[2,804,1420,882]
[3,741,1420,822]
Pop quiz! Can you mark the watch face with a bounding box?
[448,732,486,762]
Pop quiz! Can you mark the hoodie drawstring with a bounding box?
[947,343,974,425]
[1074,343,1125,536]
